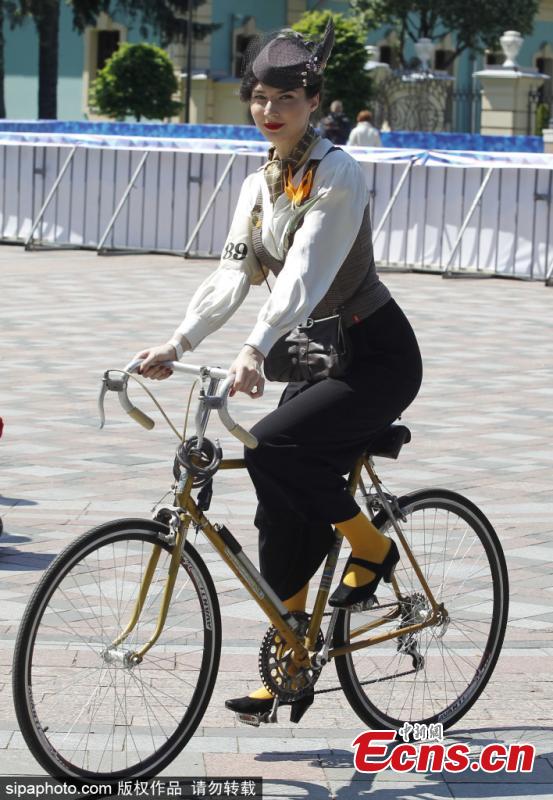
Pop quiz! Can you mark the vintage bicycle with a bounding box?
[12,360,508,782]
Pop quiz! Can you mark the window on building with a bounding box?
[83,15,126,116]
[378,44,401,69]
[97,30,120,71]
[379,45,392,65]
[485,50,504,66]
[536,57,553,106]
[434,49,454,74]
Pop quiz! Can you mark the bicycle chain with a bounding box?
[311,601,421,696]
[312,666,419,696]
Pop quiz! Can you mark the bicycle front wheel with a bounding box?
[334,489,508,732]
[13,518,221,781]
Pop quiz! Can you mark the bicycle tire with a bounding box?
[333,488,508,732]
[13,518,221,782]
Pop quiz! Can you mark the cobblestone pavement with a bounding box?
[1,245,552,799]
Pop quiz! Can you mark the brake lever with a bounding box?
[98,378,108,429]
[98,371,127,429]
[98,370,153,431]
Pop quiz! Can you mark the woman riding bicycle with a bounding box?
[137,20,423,719]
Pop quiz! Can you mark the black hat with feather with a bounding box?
[243,19,335,92]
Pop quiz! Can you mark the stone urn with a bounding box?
[499,31,523,68]
[414,38,435,72]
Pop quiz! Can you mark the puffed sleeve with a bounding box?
[244,152,369,357]
[172,172,264,350]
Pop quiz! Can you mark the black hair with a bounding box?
[240,72,324,103]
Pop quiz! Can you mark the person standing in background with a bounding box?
[347,110,382,147]
[320,99,351,144]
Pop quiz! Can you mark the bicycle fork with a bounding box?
[102,511,191,667]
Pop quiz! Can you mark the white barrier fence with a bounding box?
[1,132,552,284]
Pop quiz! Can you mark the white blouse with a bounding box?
[173,138,369,357]
[347,121,382,148]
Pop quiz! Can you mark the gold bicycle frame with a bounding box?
[109,451,447,668]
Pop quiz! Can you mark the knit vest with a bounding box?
[251,152,390,327]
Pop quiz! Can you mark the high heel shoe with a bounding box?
[289,689,314,723]
[329,538,400,608]
[224,696,274,716]
[225,688,314,724]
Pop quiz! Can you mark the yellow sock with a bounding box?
[249,686,274,700]
[249,582,309,699]
[283,582,309,612]
[335,511,391,588]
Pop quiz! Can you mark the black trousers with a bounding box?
[244,298,423,600]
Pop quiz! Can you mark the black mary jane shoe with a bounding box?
[224,695,275,716]
[225,689,314,724]
[329,538,400,609]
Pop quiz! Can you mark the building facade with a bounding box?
[2,0,553,124]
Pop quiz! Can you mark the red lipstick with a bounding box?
[265,122,284,131]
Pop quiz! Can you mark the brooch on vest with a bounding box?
[284,164,314,209]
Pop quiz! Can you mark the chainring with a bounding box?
[258,612,325,703]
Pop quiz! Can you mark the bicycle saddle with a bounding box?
[365,424,411,460]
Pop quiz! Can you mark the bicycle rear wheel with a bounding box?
[13,518,221,782]
[333,488,508,731]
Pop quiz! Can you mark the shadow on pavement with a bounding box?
[0,548,56,570]
[0,531,32,545]
[0,496,38,506]
[451,724,553,745]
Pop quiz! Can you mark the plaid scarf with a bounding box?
[264,124,320,205]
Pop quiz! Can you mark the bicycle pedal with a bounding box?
[236,712,262,727]
[235,709,277,727]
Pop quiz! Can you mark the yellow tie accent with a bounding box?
[335,511,391,588]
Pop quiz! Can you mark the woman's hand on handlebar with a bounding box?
[229,345,265,398]
[135,342,177,380]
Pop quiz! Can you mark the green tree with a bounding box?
[7,0,217,120]
[23,0,60,119]
[292,10,372,119]
[90,42,181,121]
[535,102,550,136]
[114,0,219,47]
[350,0,539,68]
[10,1,110,119]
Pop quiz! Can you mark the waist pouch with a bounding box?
[264,312,352,383]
